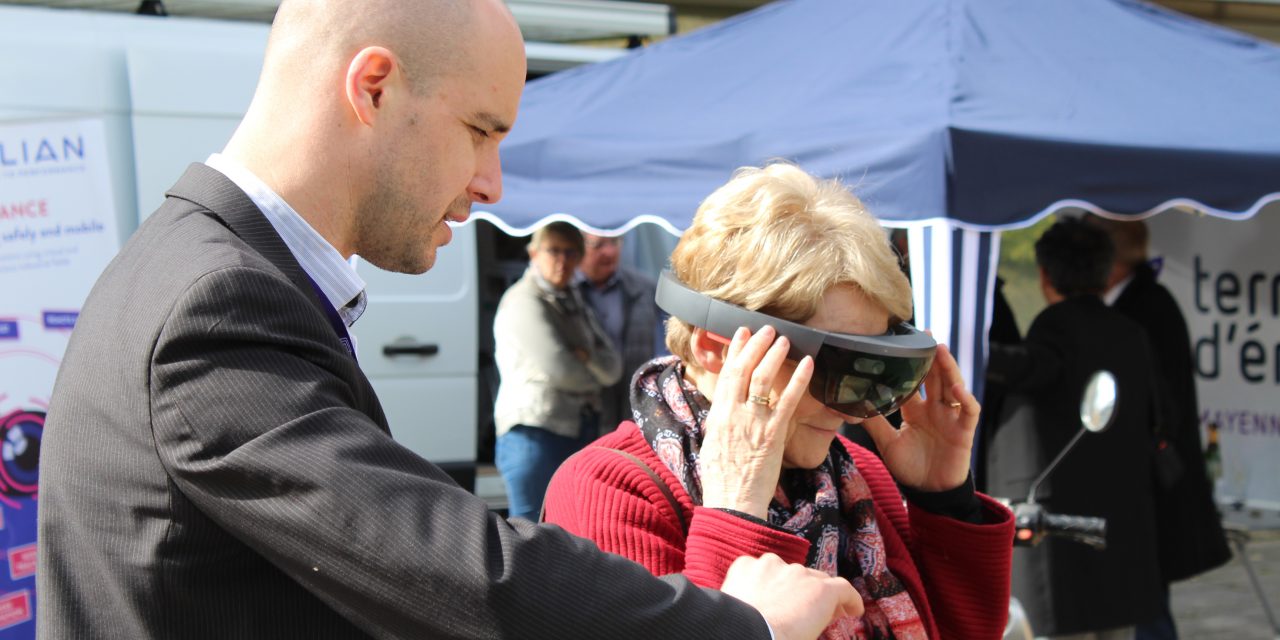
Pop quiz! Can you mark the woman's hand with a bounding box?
[699,326,813,519]
[861,343,979,492]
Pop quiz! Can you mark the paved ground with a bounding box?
[1172,509,1280,640]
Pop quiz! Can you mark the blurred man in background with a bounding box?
[577,233,666,429]
[1087,214,1230,640]
[987,218,1163,640]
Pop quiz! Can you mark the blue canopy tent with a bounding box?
[474,0,1280,399]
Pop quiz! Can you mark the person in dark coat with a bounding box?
[987,218,1163,639]
[975,276,1020,492]
[1087,215,1231,640]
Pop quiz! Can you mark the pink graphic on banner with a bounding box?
[0,590,31,630]
[7,544,35,581]
[0,410,42,510]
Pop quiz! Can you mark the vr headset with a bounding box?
[655,270,936,418]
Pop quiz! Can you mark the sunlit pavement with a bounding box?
[1173,509,1280,640]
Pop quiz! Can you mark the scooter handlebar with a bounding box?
[1043,513,1107,549]
[1010,502,1107,550]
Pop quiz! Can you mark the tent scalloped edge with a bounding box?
[467,211,685,237]
[472,190,1280,237]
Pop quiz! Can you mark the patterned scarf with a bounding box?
[630,357,927,640]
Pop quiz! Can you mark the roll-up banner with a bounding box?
[1150,209,1280,510]
[0,118,119,634]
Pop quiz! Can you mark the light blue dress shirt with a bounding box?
[205,153,367,329]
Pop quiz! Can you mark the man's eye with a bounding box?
[469,125,490,139]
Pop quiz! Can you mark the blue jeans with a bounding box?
[496,422,595,521]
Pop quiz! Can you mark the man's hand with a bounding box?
[720,554,862,640]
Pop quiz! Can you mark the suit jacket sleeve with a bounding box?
[149,266,769,639]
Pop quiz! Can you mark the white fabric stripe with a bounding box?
[205,153,366,327]
[979,231,1002,385]
[955,228,982,393]
[907,225,931,331]
[908,221,956,397]
[924,221,954,367]
[907,222,1005,397]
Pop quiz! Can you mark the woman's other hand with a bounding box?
[699,326,813,519]
[862,342,979,492]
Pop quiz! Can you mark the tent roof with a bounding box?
[477,0,1280,234]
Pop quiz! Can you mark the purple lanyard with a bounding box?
[304,274,357,362]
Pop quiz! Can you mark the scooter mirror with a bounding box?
[1025,369,1120,505]
[1079,370,1117,434]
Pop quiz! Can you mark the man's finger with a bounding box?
[825,576,862,620]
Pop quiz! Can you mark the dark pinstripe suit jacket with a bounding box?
[36,164,769,639]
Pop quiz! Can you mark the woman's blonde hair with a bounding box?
[665,163,913,364]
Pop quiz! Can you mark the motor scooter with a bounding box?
[1000,370,1116,640]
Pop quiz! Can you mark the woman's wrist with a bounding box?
[700,488,769,520]
[900,472,984,524]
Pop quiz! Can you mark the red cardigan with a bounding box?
[543,422,1014,640]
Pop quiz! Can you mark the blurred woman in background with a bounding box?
[493,221,620,521]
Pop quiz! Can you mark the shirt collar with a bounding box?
[205,153,367,326]
[1103,272,1135,306]
[575,269,620,292]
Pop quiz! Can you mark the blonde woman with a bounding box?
[544,164,1013,639]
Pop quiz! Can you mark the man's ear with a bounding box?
[1038,266,1060,302]
[345,46,398,126]
[689,328,727,374]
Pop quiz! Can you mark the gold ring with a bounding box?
[748,394,771,406]
[948,402,962,409]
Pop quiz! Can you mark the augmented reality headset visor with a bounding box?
[655,270,936,418]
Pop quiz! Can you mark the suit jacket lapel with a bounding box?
[164,163,326,320]
[163,163,390,431]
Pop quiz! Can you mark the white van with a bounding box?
[0,2,667,504]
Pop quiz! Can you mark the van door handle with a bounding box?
[382,342,440,357]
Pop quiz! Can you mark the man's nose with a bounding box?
[468,148,503,204]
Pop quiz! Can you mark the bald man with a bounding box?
[35,1,858,638]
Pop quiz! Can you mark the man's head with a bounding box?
[579,234,622,286]
[225,0,527,274]
[528,222,585,290]
[1035,217,1115,300]
[1084,214,1150,289]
